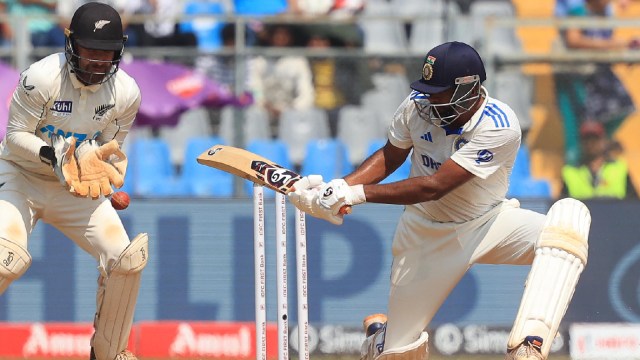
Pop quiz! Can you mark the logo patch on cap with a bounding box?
[422,63,433,81]
[94,20,111,32]
[422,56,436,81]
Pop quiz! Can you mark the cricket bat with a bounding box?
[197,144,352,214]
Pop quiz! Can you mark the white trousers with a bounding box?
[384,199,547,349]
[0,159,130,277]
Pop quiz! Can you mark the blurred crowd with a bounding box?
[0,0,638,200]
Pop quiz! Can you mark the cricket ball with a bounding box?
[110,191,130,210]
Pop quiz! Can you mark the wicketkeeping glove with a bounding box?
[72,139,128,199]
[41,134,81,193]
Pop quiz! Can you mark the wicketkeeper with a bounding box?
[0,3,147,360]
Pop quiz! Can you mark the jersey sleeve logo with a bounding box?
[22,76,35,91]
[475,149,494,164]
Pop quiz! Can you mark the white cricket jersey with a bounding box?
[388,87,521,223]
[0,53,141,178]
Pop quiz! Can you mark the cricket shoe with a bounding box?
[361,314,387,359]
[363,313,387,337]
[505,336,544,360]
[90,348,138,360]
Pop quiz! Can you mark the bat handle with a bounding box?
[339,205,352,215]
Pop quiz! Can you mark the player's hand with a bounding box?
[73,140,127,199]
[288,175,344,225]
[317,179,366,220]
[46,134,81,192]
[288,175,325,214]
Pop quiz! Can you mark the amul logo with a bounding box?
[169,323,251,357]
[23,323,92,356]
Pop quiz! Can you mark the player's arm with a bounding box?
[343,127,519,206]
[564,27,628,50]
[562,7,628,50]
[5,69,53,163]
[344,140,412,186]
[356,159,474,205]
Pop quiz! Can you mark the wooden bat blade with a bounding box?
[196,144,300,194]
[197,144,352,215]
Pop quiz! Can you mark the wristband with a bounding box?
[39,145,56,166]
[350,184,367,205]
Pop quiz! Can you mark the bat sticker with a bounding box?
[251,160,300,191]
[207,147,224,156]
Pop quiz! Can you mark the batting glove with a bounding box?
[317,179,366,216]
[288,175,325,214]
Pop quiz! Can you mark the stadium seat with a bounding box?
[358,0,408,53]
[360,89,402,137]
[508,177,552,198]
[469,0,522,54]
[277,107,330,166]
[301,139,354,181]
[181,136,234,197]
[159,107,213,167]
[366,139,412,184]
[180,1,226,50]
[491,70,534,133]
[508,145,552,198]
[233,0,288,16]
[409,18,445,54]
[244,139,292,197]
[128,138,188,197]
[336,105,380,165]
[219,105,271,145]
[512,145,532,179]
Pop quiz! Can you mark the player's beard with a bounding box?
[76,66,109,85]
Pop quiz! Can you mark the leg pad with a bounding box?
[507,198,590,358]
[0,237,31,295]
[92,233,148,360]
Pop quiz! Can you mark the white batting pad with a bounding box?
[508,199,591,358]
[361,328,429,360]
[92,233,148,360]
[538,198,591,263]
[0,237,31,295]
[377,331,429,360]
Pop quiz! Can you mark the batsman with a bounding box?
[290,41,590,360]
[0,3,147,360]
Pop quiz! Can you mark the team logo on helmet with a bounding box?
[422,56,436,81]
[94,20,111,32]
